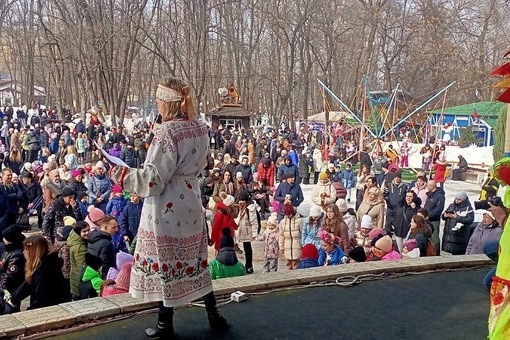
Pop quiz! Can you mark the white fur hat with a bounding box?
[309,205,322,217]
[223,194,235,207]
[360,215,373,229]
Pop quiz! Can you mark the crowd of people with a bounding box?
[0,95,504,338]
[203,124,503,279]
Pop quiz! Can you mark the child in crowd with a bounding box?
[349,246,367,262]
[79,253,104,299]
[106,185,127,218]
[209,228,246,280]
[402,239,420,258]
[257,214,279,272]
[356,215,375,249]
[54,217,75,298]
[296,243,320,269]
[301,205,324,249]
[106,251,134,280]
[101,262,132,297]
[317,229,348,266]
[119,192,144,245]
[371,235,401,261]
[77,191,89,218]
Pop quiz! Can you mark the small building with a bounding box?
[428,101,503,146]
[205,85,254,130]
[0,79,46,107]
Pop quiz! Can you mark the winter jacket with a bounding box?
[411,183,429,207]
[356,199,385,228]
[343,213,357,239]
[296,258,320,269]
[256,161,275,187]
[21,181,43,206]
[42,198,82,244]
[68,178,87,194]
[79,266,102,298]
[274,181,304,215]
[466,222,502,255]
[210,202,238,251]
[88,174,112,211]
[279,215,303,260]
[76,137,87,154]
[212,181,236,203]
[87,230,115,279]
[106,197,127,218]
[118,200,144,240]
[109,146,121,158]
[298,154,311,179]
[301,216,324,249]
[433,162,447,183]
[277,156,300,181]
[10,252,69,310]
[384,180,408,210]
[312,149,323,172]
[234,163,253,185]
[310,181,337,208]
[209,247,246,280]
[235,203,259,242]
[258,228,279,259]
[442,198,474,255]
[339,169,356,189]
[392,201,420,238]
[480,175,499,201]
[424,188,446,222]
[0,243,25,293]
[68,230,87,297]
[381,250,402,261]
[0,183,22,217]
[289,149,299,167]
[54,240,71,279]
[318,246,346,266]
[120,147,138,168]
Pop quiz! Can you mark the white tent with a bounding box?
[307,111,348,122]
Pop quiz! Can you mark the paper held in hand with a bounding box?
[94,141,131,168]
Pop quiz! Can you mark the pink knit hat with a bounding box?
[112,184,123,194]
[368,228,384,240]
[87,206,105,223]
[71,169,81,178]
[115,262,132,291]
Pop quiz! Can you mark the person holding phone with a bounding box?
[41,187,82,244]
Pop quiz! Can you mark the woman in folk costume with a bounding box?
[110,76,228,339]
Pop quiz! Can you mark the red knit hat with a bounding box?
[301,244,319,260]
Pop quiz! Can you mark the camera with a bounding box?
[474,196,504,210]
[474,200,490,210]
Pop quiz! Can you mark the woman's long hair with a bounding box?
[9,146,22,163]
[410,214,431,238]
[324,203,346,237]
[23,235,52,283]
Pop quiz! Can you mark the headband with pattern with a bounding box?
[156,84,182,102]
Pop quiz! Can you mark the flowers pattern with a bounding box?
[134,254,208,284]
[164,202,174,213]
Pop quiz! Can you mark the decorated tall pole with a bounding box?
[506,104,510,157]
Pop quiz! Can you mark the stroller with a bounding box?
[17,196,44,231]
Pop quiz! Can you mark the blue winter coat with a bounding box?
[289,150,299,166]
[88,174,112,212]
[118,200,144,240]
[106,197,127,218]
[296,258,319,269]
[277,156,300,181]
[318,246,346,266]
[339,169,356,189]
[301,216,324,249]
[274,181,304,214]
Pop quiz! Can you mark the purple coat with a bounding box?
[109,147,121,158]
[466,222,502,255]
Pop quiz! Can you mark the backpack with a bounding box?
[426,239,436,256]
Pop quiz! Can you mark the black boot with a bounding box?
[203,292,229,332]
[145,307,174,339]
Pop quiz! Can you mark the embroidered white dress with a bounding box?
[117,119,212,307]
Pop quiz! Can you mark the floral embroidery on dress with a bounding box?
[164,202,174,213]
[134,254,208,284]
